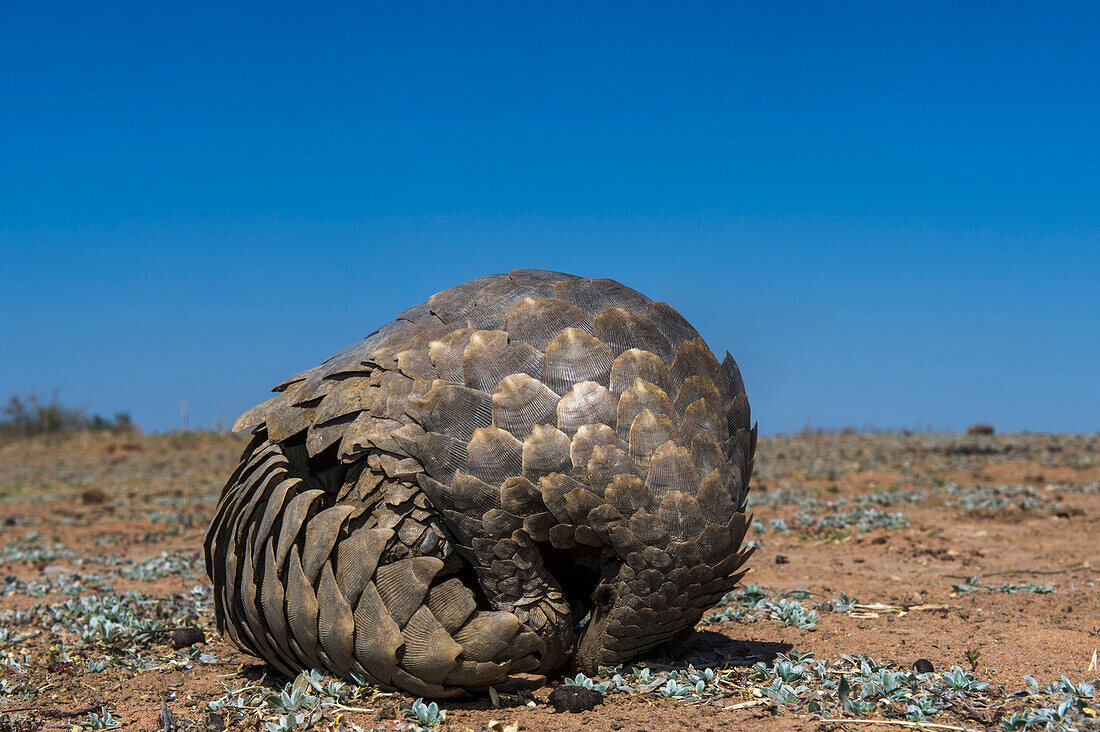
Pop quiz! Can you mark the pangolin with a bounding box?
[204,270,756,697]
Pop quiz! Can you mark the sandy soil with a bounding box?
[0,430,1097,731]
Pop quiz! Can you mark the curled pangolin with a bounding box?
[204,270,756,697]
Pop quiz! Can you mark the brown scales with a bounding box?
[204,270,757,698]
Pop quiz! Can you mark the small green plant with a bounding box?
[952,576,982,594]
[906,695,940,720]
[768,598,820,630]
[658,678,694,697]
[86,708,121,730]
[264,715,300,732]
[758,677,808,707]
[565,672,611,694]
[405,698,446,729]
[704,583,820,630]
[941,667,989,692]
[953,576,1054,596]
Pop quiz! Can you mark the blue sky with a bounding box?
[1,2,1097,433]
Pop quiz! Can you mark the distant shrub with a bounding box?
[0,392,136,438]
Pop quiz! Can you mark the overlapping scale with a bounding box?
[400,606,462,684]
[593,307,674,362]
[689,432,726,485]
[450,472,502,515]
[427,274,512,323]
[609,349,676,398]
[316,561,354,678]
[542,328,614,395]
[374,556,442,627]
[492,373,560,440]
[726,392,751,436]
[465,426,523,486]
[556,381,616,436]
[462,331,544,394]
[521,425,572,483]
[568,423,625,479]
[415,431,469,484]
[627,409,682,470]
[586,444,639,493]
[555,277,651,316]
[645,442,701,498]
[680,398,727,446]
[466,281,556,330]
[671,339,729,402]
[617,379,676,440]
[504,296,594,350]
[427,329,475,383]
[410,381,493,441]
[426,578,478,633]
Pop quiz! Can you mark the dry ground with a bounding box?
[0,430,1097,731]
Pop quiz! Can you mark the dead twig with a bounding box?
[847,603,950,618]
[160,698,178,731]
[331,702,375,715]
[818,719,967,731]
[724,699,770,710]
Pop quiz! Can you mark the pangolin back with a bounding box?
[205,269,755,697]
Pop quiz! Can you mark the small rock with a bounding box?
[482,722,519,732]
[967,423,994,435]
[548,686,603,713]
[775,554,789,564]
[171,627,205,649]
[913,658,934,674]
[81,488,107,504]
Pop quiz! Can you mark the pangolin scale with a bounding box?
[204,270,756,697]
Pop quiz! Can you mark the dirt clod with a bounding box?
[548,686,603,713]
[171,627,205,649]
[80,487,107,504]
